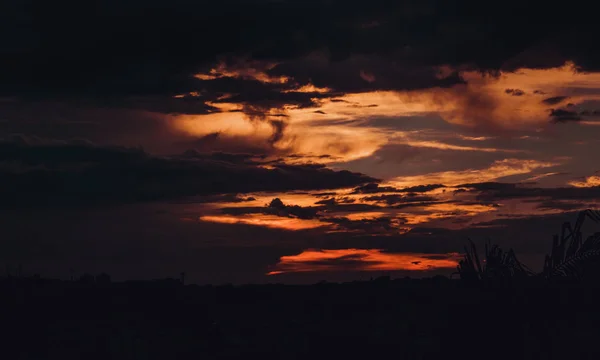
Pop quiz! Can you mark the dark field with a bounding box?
[3,276,600,360]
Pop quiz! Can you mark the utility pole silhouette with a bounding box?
[180,272,186,285]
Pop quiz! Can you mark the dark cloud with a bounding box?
[314,197,356,206]
[402,184,446,193]
[534,200,588,212]
[352,182,445,194]
[542,96,570,105]
[361,194,438,206]
[351,183,400,194]
[266,54,466,94]
[456,182,520,192]
[549,109,582,122]
[178,132,279,156]
[299,253,381,269]
[457,181,600,202]
[171,193,256,204]
[223,198,320,220]
[505,88,525,96]
[323,216,405,234]
[220,197,395,233]
[314,198,338,206]
[0,139,376,208]
[1,0,598,112]
[222,198,382,221]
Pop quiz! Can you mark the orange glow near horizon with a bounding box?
[267,249,462,275]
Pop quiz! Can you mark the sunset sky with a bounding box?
[1,0,600,284]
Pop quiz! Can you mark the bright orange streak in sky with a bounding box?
[199,214,326,230]
[387,159,559,188]
[267,249,461,275]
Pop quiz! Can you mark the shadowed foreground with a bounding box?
[3,276,600,360]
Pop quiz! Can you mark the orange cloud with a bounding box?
[581,121,600,126]
[391,138,523,153]
[267,248,461,275]
[199,214,326,231]
[388,158,559,188]
[458,135,495,141]
[194,61,290,84]
[172,107,387,163]
[568,176,600,188]
[171,62,600,165]
[279,62,600,130]
[281,83,331,93]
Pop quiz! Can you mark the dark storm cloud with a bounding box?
[314,197,356,206]
[534,200,589,212]
[171,193,256,204]
[361,194,438,206]
[457,181,600,202]
[549,109,582,122]
[222,198,320,220]
[542,96,570,106]
[1,0,598,110]
[351,183,401,194]
[178,132,279,155]
[455,182,521,192]
[221,198,382,220]
[265,54,466,93]
[323,216,404,234]
[219,197,398,234]
[351,183,445,194]
[291,253,381,269]
[0,138,376,208]
[206,77,338,108]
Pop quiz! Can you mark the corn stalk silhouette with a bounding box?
[456,239,533,282]
[456,209,600,282]
[543,209,600,281]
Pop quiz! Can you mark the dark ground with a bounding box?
[2,276,600,360]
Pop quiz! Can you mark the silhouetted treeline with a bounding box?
[3,275,600,359]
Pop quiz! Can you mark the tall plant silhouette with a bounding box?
[457,209,600,283]
[456,239,533,282]
[543,209,600,281]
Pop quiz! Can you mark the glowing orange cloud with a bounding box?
[525,172,565,182]
[194,61,290,84]
[580,121,600,126]
[390,138,523,153]
[172,107,387,163]
[171,61,600,165]
[267,249,461,275]
[388,158,559,188]
[568,176,600,188]
[281,83,331,93]
[199,214,326,230]
[458,135,495,141]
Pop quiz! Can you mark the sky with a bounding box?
[1,0,600,284]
